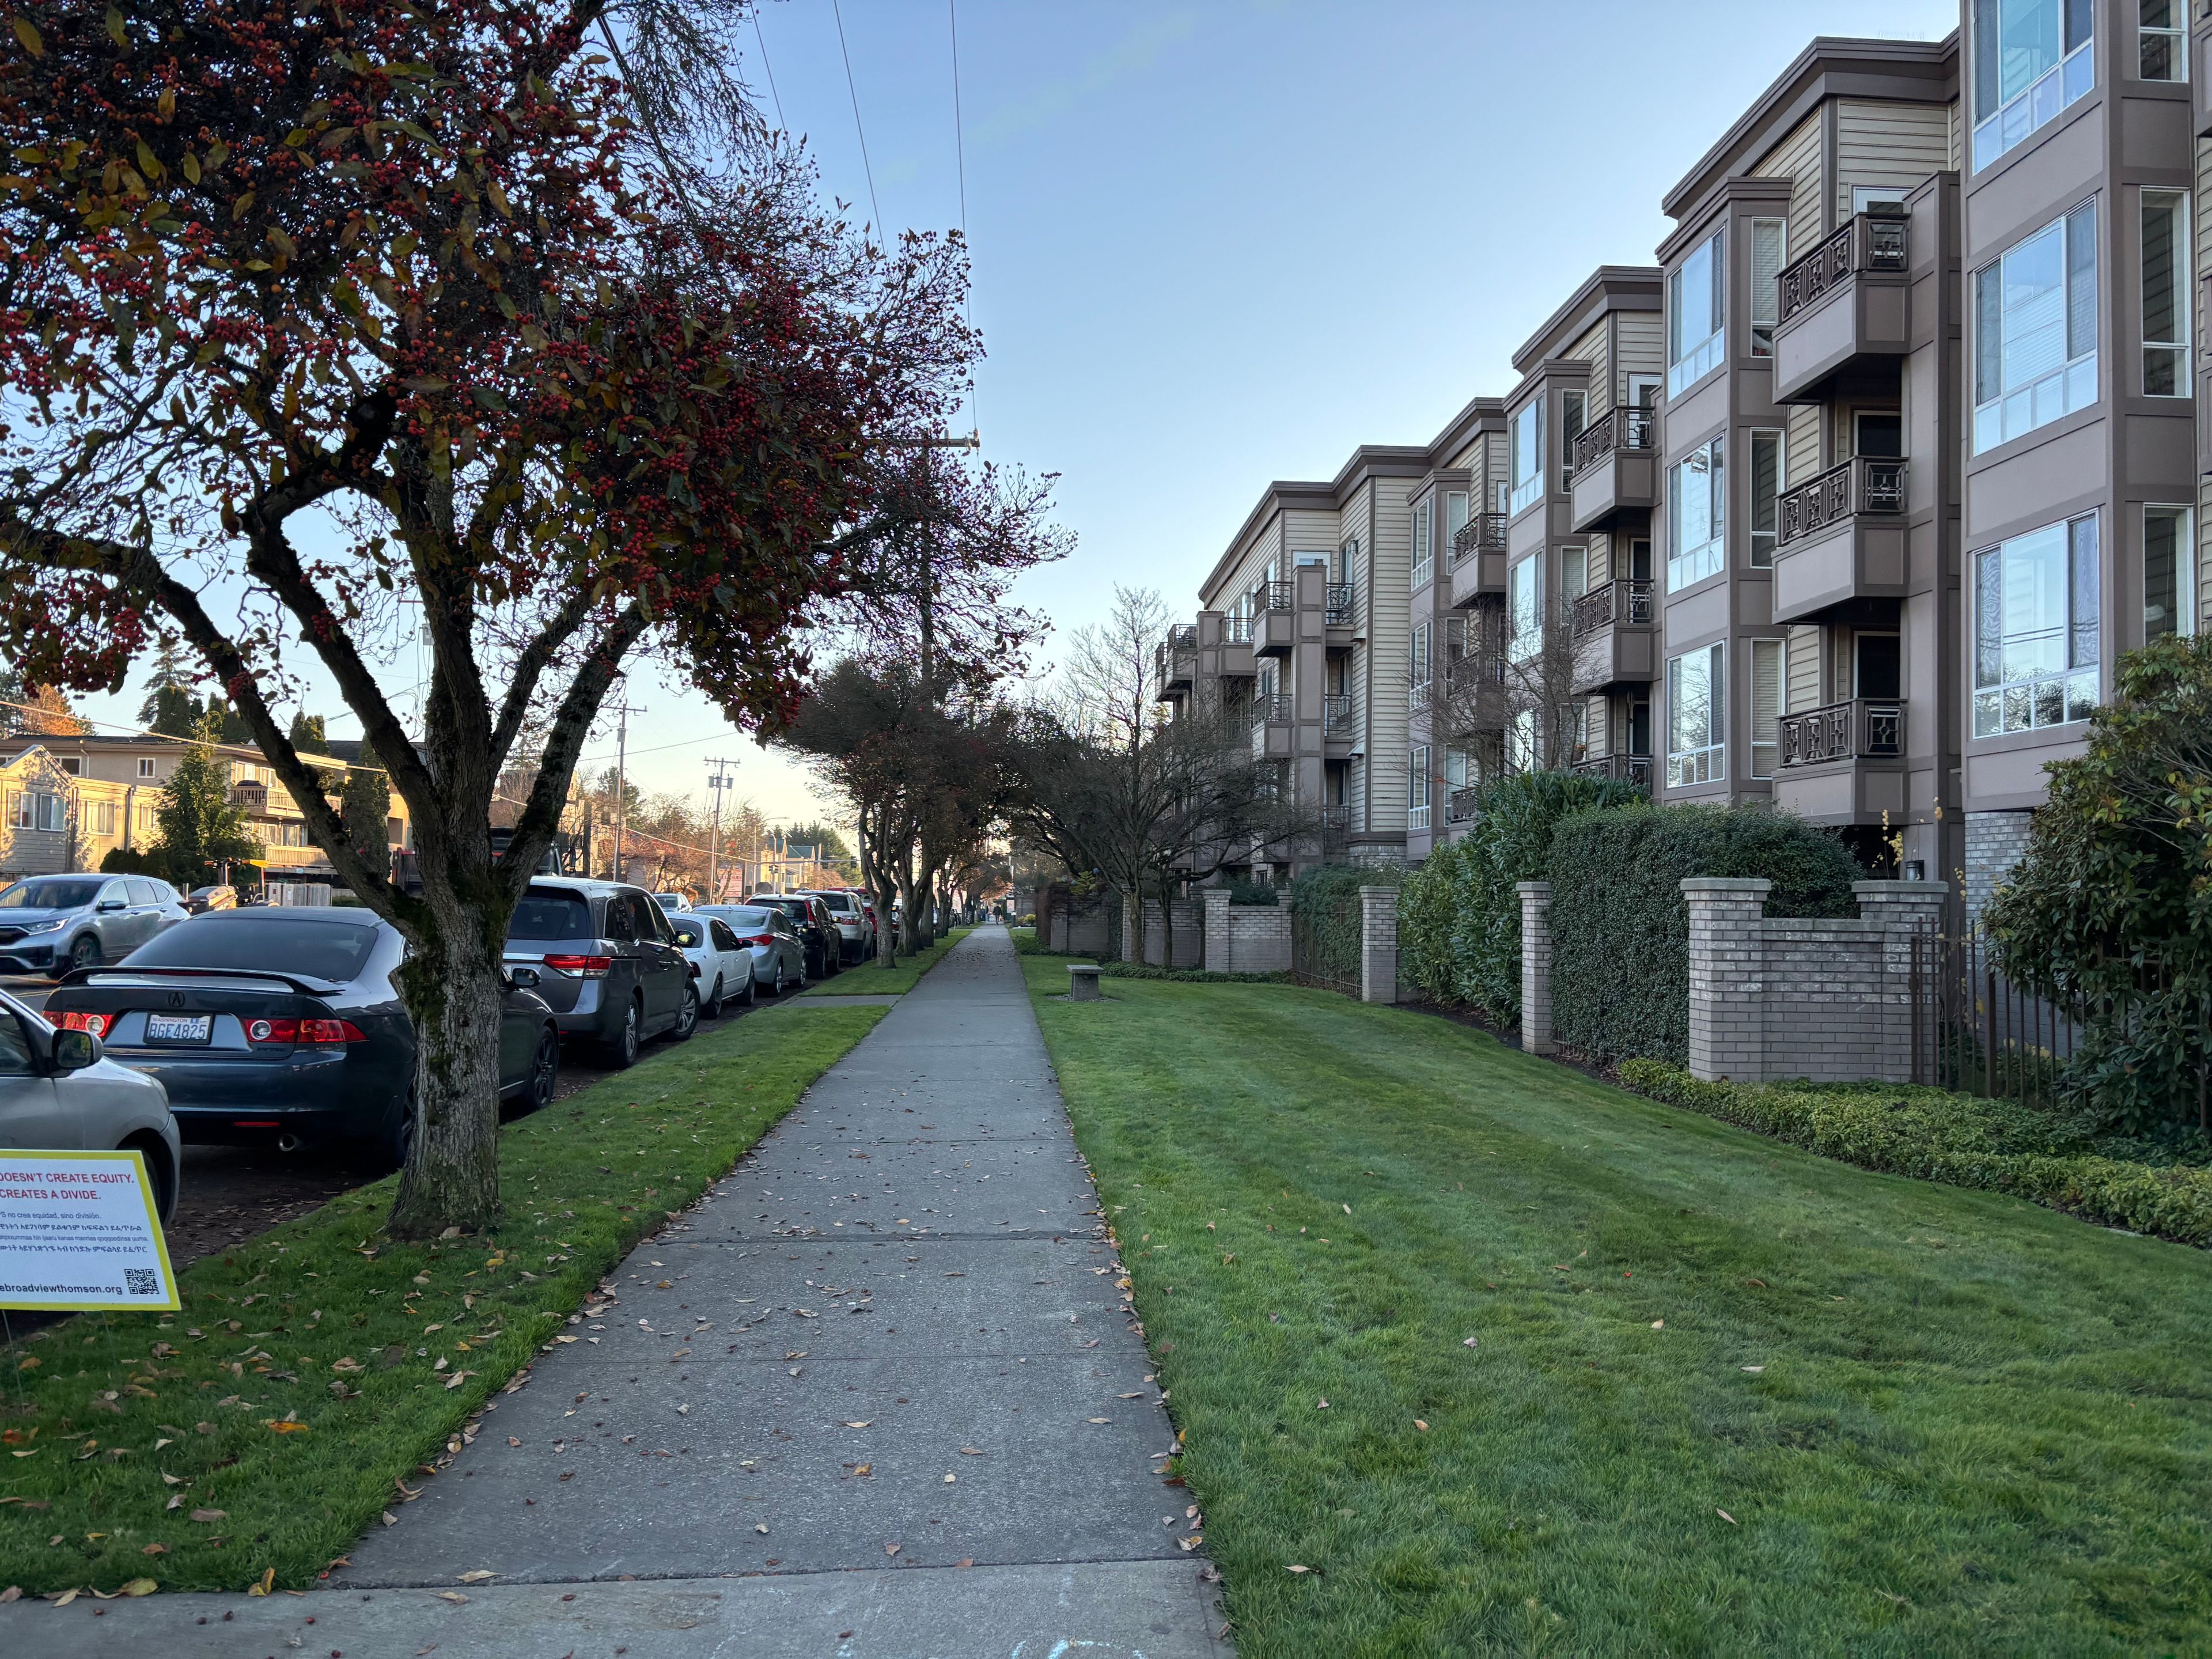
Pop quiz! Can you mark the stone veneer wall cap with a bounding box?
[1680,876,1772,893]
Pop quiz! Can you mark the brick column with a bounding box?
[1683,877,1770,1082]
[1517,880,1555,1055]
[1856,878,1950,1084]
[1202,887,1232,974]
[1119,895,1137,965]
[1359,885,1399,1005]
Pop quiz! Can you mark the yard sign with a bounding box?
[0,1149,180,1312]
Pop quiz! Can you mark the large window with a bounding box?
[2139,0,2184,79]
[1509,396,1545,514]
[1749,219,1786,356]
[1667,643,1725,787]
[1410,497,1433,590]
[1972,0,2094,172]
[1507,554,1542,663]
[1972,200,2096,453]
[1443,492,1468,556]
[1668,436,1725,590]
[2142,190,2188,396]
[2144,504,2196,639]
[1410,621,1433,704]
[1748,430,1783,567]
[1972,512,2100,736]
[1668,229,1725,396]
[1559,390,1587,480]
[1408,746,1431,831]
[1750,639,1782,778]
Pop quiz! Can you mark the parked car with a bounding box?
[0,874,191,979]
[667,912,756,1017]
[185,885,239,915]
[653,891,692,914]
[501,880,698,1067]
[755,894,840,980]
[46,910,560,1166]
[0,986,180,1222]
[695,904,808,997]
[800,889,872,964]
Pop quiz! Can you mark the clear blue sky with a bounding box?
[75,0,1960,823]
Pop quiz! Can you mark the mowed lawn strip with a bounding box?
[0,1004,884,1596]
[800,925,973,997]
[1022,959,2212,1658]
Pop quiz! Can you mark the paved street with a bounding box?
[5,927,1226,1657]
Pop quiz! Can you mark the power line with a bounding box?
[948,0,978,442]
[751,8,787,131]
[830,0,882,237]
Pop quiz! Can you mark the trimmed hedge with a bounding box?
[1225,878,1285,906]
[1621,1060,2212,1248]
[1397,770,1647,1019]
[1548,805,1861,1063]
[1098,961,1290,984]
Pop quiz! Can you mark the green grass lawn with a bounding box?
[0,1005,883,1596]
[1021,960,2212,1657]
[801,925,973,996]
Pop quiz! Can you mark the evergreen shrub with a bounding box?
[1290,863,1393,987]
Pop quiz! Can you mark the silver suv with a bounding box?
[0,873,190,979]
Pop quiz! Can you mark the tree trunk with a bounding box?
[1159,876,1176,970]
[387,918,509,1238]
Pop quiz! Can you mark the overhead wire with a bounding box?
[948,0,978,442]
[830,0,882,239]
[751,7,787,132]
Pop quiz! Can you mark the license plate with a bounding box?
[145,1013,213,1045]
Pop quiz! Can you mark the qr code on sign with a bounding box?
[124,1268,158,1296]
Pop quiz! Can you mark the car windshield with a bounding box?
[126,916,383,982]
[0,877,100,910]
[508,891,595,942]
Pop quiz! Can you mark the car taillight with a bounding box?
[541,954,613,979]
[58,1011,112,1039]
[245,1018,366,1046]
[741,934,775,947]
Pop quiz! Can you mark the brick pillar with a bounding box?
[1203,887,1231,973]
[1517,880,1555,1055]
[1120,895,1137,965]
[1359,885,1399,1005]
[1856,878,1949,1084]
[1683,877,1770,1082]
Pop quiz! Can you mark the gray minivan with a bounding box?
[0,873,190,978]
[502,880,698,1067]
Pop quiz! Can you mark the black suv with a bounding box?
[502,881,698,1067]
[756,895,840,981]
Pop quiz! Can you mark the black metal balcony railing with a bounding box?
[1778,698,1905,767]
[1322,693,1354,734]
[1249,692,1293,729]
[1320,804,1352,844]
[1446,649,1506,690]
[1445,786,1479,824]
[1324,582,1355,626]
[1450,512,1508,564]
[230,781,269,810]
[1572,753,1655,793]
[1776,457,1907,547]
[1251,579,1294,613]
[1569,578,1656,638]
[1568,405,1657,474]
[1777,209,1910,325]
[1165,622,1197,652]
[1222,611,1253,644]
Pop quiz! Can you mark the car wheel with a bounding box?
[702,975,723,1020]
[123,1134,176,1224]
[772,962,786,998]
[671,983,699,1042]
[527,1025,559,1113]
[368,1086,416,1173]
[796,953,809,991]
[603,998,642,1069]
[52,933,99,979]
[737,967,757,1007]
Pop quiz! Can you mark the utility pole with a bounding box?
[605,690,643,882]
[704,757,737,902]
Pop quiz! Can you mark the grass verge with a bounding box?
[0,1004,884,1596]
[1020,959,2212,1657]
[800,925,973,997]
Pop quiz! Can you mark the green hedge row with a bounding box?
[1548,805,1861,1063]
[1098,961,1290,984]
[1621,1060,2212,1248]
[1290,863,1393,986]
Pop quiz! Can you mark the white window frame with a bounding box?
[2144,503,2196,639]
[1408,745,1431,831]
[1972,199,2097,454]
[1972,510,2101,737]
[1668,436,1725,592]
[1410,621,1433,705]
[1750,638,1782,779]
[137,756,157,778]
[1971,0,2096,172]
[1410,498,1433,591]
[1667,643,1726,788]
[2141,188,2190,396]
[2139,0,2185,81]
[1748,429,1783,569]
[1509,396,1546,515]
[1560,544,1589,604]
[1749,218,1786,356]
[1668,228,1725,396]
[1506,554,1543,664]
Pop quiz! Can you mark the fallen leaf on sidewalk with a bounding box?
[458,1570,494,1583]
[755,1524,769,1535]
[435,1591,467,1604]
[842,1421,872,1429]
[959,1446,983,1456]
[0,1586,17,1603]
[884,1543,900,1556]
[955,1557,974,1569]
[119,1578,157,1597]
[248,1567,274,1596]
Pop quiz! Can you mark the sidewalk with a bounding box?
[4,927,1226,1657]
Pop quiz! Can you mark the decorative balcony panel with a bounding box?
[1771,459,1910,623]
[1567,579,1657,694]
[1321,693,1355,736]
[1772,699,1909,825]
[1448,515,1508,608]
[1324,582,1357,628]
[1445,786,1479,824]
[1568,407,1658,533]
[1571,753,1654,796]
[1771,211,1911,404]
[1249,692,1293,760]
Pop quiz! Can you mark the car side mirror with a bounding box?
[507,967,541,991]
[96,899,125,912]
[52,1028,100,1071]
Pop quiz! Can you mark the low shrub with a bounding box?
[1289,863,1393,986]
[1097,961,1290,984]
[1225,877,1285,907]
[1619,1060,2212,1248]
[1548,805,1861,1063]
[1397,770,1647,1019]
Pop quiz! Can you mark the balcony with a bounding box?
[1773,699,1908,825]
[1251,579,1296,657]
[1445,786,1479,824]
[1771,458,1909,623]
[1567,578,1657,694]
[1448,513,1508,607]
[1771,210,1910,404]
[1322,693,1355,737]
[230,781,270,811]
[1567,407,1658,533]
[1434,649,1508,732]
[1249,692,1293,759]
[1324,581,1357,629]
[1320,804,1352,848]
[1154,624,1197,699]
[1571,752,1654,796]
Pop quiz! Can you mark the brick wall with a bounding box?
[1138,899,1204,969]
[1964,810,2034,922]
[1201,889,1292,974]
[1359,885,1399,1004]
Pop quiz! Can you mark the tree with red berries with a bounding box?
[0,0,992,1234]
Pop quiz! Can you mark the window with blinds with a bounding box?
[1750,219,1787,355]
[1749,430,1783,567]
[1751,639,1782,778]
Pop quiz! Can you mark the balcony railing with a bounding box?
[1777,457,1907,548]
[1569,578,1655,638]
[1223,612,1253,644]
[1165,622,1197,652]
[1571,753,1654,793]
[1445,786,1479,824]
[229,781,270,810]
[1450,512,1508,564]
[1569,405,1657,474]
[1323,693,1354,734]
[1249,692,1293,729]
[1324,582,1355,626]
[1251,579,1294,613]
[1446,649,1505,690]
[1777,210,1909,325]
[1320,804,1352,844]
[1778,698,1905,768]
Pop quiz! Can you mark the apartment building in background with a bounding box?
[1161,6,2211,910]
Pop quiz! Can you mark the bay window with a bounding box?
[1972,200,2096,453]
[1972,512,2100,736]
[1668,436,1725,590]
[1509,396,1545,514]
[1408,746,1431,831]
[2139,0,2184,79]
[2144,504,2195,639]
[2142,190,2188,396]
[1667,643,1726,787]
[1507,554,1542,663]
[1971,0,2094,172]
[1668,228,1724,396]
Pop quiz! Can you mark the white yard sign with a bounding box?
[0,1150,179,1312]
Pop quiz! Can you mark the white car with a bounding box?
[666,912,756,1018]
[653,892,692,914]
[2,988,180,1222]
